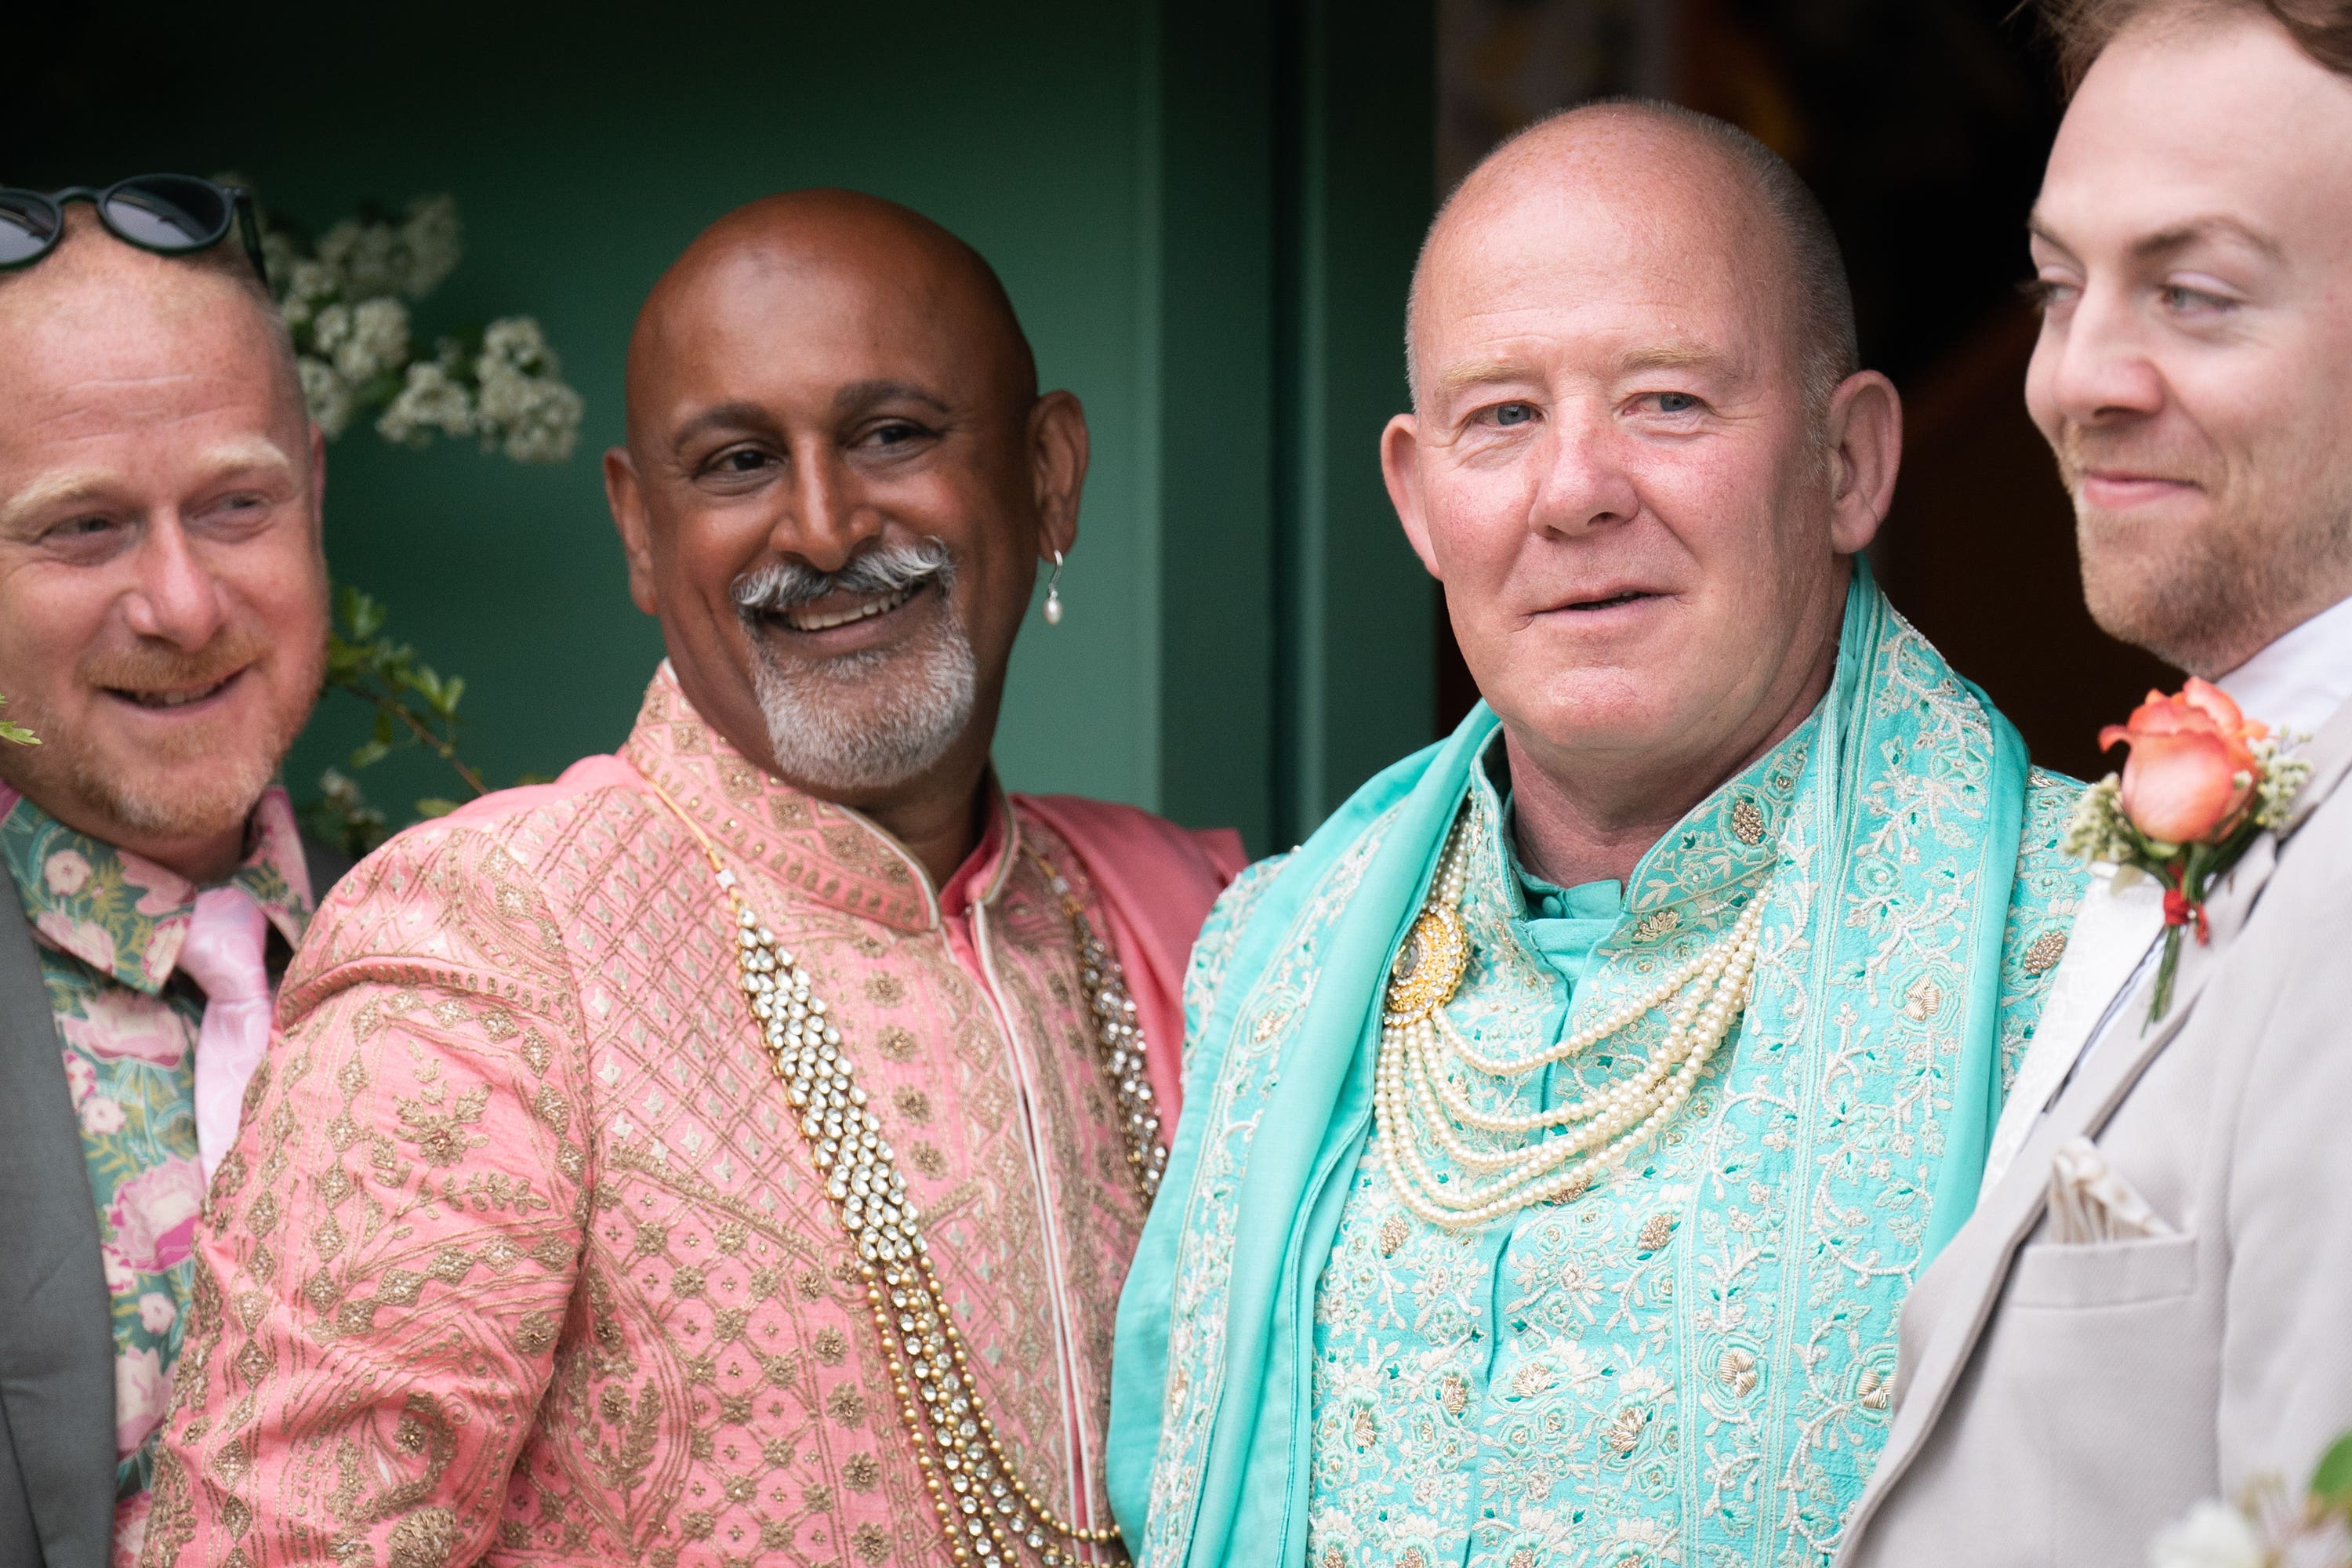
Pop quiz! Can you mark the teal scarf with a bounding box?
[1110,566,2038,1566]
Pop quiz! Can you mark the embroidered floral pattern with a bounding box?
[1142,612,2085,1568]
[0,788,310,1541]
[147,670,1158,1568]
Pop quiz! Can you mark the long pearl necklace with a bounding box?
[1373,818,1769,1230]
[642,779,1134,1568]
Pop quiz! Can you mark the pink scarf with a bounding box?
[1014,794,1247,1133]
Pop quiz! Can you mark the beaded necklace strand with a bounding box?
[642,779,1145,1566]
[1374,816,1769,1230]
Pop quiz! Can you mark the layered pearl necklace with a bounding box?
[643,779,1142,1568]
[1373,818,1769,1230]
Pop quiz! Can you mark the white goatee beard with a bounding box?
[735,542,980,795]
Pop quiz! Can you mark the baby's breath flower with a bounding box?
[2061,775,2140,866]
[2249,734,2314,831]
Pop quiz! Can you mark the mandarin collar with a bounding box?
[619,662,1019,933]
[0,784,314,993]
[1461,709,1820,951]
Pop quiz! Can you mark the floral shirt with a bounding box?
[0,786,312,1563]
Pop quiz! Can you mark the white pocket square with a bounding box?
[2045,1137,2176,1244]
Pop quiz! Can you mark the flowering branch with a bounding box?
[253,190,586,463]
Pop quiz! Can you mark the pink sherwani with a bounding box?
[144,668,1239,1568]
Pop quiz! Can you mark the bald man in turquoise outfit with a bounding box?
[1111,103,2087,1568]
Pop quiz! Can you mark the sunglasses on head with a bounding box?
[0,174,267,284]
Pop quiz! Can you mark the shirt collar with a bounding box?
[619,662,1017,933]
[0,784,314,993]
[1464,711,1814,934]
[1458,710,1825,987]
[2218,591,2352,739]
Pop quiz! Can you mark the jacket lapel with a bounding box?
[0,863,120,1568]
[1848,699,2352,1554]
[1980,870,2163,1192]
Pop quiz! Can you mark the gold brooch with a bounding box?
[1731,799,1767,845]
[1385,908,1468,1024]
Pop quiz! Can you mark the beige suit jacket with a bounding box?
[1838,696,2352,1568]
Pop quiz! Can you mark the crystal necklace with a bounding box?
[1373,815,1769,1230]
[641,779,1142,1567]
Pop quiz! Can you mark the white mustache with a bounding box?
[731,539,956,615]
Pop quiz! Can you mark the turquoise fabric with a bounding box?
[1108,566,2088,1567]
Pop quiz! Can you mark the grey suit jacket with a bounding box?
[0,828,348,1568]
[1838,698,2352,1568]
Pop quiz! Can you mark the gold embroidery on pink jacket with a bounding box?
[147,668,1152,1568]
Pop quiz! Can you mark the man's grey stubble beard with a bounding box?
[734,543,980,796]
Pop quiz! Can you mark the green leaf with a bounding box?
[347,739,391,771]
[343,589,386,641]
[414,797,460,818]
[2310,1429,2352,1517]
[437,675,464,717]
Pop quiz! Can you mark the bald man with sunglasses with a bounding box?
[0,178,346,1568]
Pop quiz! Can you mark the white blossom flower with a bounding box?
[296,357,354,437]
[479,315,553,375]
[479,373,584,464]
[2149,1501,2268,1568]
[276,256,341,332]
[396,195,462,299]
[310,302,351,355]
[314,194,462,302]
[472,317,583,463]
[376,361,476,448]
[330,297,411,386]
[316,216,400,300]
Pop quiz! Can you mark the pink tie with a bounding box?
[180,884,272,1181]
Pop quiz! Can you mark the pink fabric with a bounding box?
[149,668,1189,1567]
[177,884,270,1182]
[1012,793,1247,1133]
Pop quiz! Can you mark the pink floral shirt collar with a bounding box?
[0,784,313,992]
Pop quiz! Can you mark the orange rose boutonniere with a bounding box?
[2064,678,2311,1025]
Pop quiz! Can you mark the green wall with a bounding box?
[10,0,1433,855]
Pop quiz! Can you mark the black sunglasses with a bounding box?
[0,175,267,285]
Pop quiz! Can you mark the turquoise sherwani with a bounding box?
[1112,572,2086,1568]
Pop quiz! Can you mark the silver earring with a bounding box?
[1043,549,1065,625]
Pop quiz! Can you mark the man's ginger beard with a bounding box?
[732,539,979,794]
[5,629,321,843]
[2062,422,2352,675]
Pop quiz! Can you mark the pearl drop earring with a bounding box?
[1043,549,1065,626]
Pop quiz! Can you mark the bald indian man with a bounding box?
[1109,102,2087,1568]
[146,190,1243,1568]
